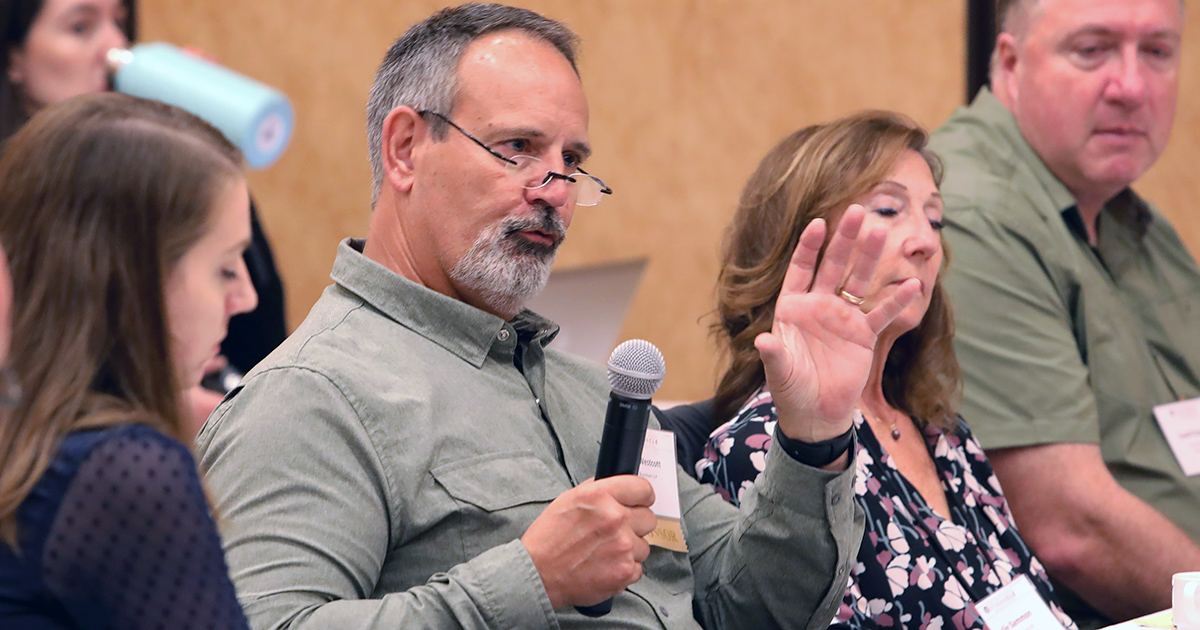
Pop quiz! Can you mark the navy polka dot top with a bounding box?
[0,424,250,629]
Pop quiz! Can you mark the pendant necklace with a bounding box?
[864,407,902,440]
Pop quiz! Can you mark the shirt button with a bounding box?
[831,492,842,505]
[497,329,510,341]
[659,605,670,617]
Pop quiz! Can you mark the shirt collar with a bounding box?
[329,238,560,368]
[1100,189,1153,240]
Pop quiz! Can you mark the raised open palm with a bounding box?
[757,204,920,441]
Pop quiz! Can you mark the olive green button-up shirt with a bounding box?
[196,238,859,630]
[931,89,1200,621]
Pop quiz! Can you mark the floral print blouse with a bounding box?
[695,388,1077,630]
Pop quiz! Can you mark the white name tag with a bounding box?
[975,575,1065,630]
[637,429,687,552]
[1154,398,1200,476]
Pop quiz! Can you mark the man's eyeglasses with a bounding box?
[418,110,613,207]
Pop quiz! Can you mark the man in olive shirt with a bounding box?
[193,4,908,629]
[931,0,1200,626]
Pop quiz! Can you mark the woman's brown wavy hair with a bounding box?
[713,110,961,429]
[0,93,243,546]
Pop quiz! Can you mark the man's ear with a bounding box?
[381,107,422,194]
[991,34,1021,104]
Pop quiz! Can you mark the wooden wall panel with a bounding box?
[138,1,968,400]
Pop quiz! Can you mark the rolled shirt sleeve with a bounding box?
[685,438,861,630]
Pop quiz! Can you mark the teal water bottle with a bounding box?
[107,43,294,169]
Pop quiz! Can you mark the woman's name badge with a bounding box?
[975,575,1065,630]
[1153,398,1200,476]
[638,429,687,552]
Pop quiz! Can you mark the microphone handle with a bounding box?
[594,395,653,479]
[576,394,652,618]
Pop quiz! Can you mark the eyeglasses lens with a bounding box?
[506,156,605,206]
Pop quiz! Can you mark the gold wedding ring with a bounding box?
[838,288,865,306]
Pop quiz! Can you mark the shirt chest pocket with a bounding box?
[431,452,566,560]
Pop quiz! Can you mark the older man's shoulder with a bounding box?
[243,282,431,386]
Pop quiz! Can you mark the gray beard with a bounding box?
[450,210,566,316]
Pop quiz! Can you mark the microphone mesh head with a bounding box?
[607,339,666,400]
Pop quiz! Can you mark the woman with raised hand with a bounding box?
[696,111,1077,629]
[0,93,255,629]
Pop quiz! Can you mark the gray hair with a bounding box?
[365,3,579,206]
